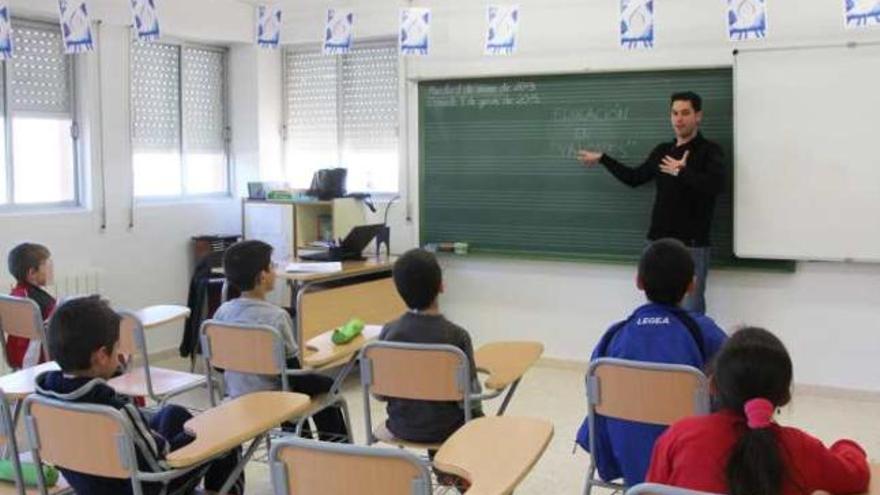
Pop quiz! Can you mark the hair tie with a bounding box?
[743,398,775,429]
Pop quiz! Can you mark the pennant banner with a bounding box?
[324,8,353,55]
[257,4,282,48]
[58,0,94,54]
[400,8,430,56]
[0,3,12,60]
[845,0,880,28]
[130,0,160,42]
[620,0,654,49]
[728,0,767,41]
[485,5,519,55]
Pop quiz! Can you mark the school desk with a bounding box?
[475,341,544,415]
[433,416,553,495]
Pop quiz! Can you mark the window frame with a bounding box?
[130,37,232,202]
[281,37,400,196]
[0,18,82,213]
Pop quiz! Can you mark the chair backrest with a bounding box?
[360,341,470,402]
[0,294,45,341]
[587,358,710,425]
[270,437,431,495]
[200,320,286,376]
[117,313,141,359]
[296,277,406,348]
[23,394,136,480]
[626,482,722,495]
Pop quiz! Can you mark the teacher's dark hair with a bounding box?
[714,327,792,495]
[671,91,702,112]
[638,238,694,306]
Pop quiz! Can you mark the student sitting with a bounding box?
[7,242,55,368]
[576,238,728,486]
[647,327,870,494]
[212,240,347,440]
[36,296,243,495]
[379,248,482,445]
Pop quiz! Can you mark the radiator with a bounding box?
[1,268,102,300]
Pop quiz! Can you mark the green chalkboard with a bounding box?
[419,69,792,271]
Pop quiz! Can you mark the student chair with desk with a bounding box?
[21,394,206,495]
[0,295,49,371]
[199,320,352,442]
[269,437,432,495]
[583,358,710,495]
[109,308,206,406]
[359,341,480,451]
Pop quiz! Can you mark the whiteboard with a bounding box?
[734,44,880,262]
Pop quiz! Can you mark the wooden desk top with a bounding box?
[433,416,553,495]
[0,361,60,400]
[166,391,310,468]
[277,257,394,284]
[135,305,190,328]
[302,324,382,368]
[475,341,544,391]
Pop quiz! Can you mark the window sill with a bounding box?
[135,194,235,208]
[0,204,88,218]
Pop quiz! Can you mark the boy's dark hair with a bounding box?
[48,295,120,372]
[392,248,442,310]
[638,238,695,306]
[223,240,273,292]
[7,242,51,283]
[714,327,793,495]
[671,91,703,112]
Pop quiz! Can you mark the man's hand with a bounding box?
[577,150,604,166]
[660,150,689,176]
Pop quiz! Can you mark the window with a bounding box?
[131,41,229,198]
[284,40,399,194]
[0,21,79,208]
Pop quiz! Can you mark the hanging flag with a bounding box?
[485,5,519,55]
[400,7,430,56]
[58,0,94,54]
[130,0,160,42]
[324,8,353,55]
[845,0,880,28]
[257,4,282,48]
[728,0,767,41]
[620,0,654,49]
[0,3,12,60]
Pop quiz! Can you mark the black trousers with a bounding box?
[283,357,349,441]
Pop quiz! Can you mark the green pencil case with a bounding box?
[332,318,365,345]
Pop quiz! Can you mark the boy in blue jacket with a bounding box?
[576,238,727,486]
[35,296,243,495]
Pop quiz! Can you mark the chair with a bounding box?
[21,394,204,495]
[269,437,432,495]
[583,358,710,495]
[0,295,49,371]
[110,308,206,406]
[626,482,722,495]
[199,319,351,441]
[359,341,478,450]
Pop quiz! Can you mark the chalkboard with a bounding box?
[419,69,792,270]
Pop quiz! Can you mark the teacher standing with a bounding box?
[577,91,724,314]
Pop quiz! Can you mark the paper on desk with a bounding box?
[285,262,342,273]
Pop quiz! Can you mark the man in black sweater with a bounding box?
[577,91,724,314]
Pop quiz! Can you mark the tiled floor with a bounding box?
[159,357,880,494]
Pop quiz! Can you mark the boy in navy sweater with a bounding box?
[36,296,243,495]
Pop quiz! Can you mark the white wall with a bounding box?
[0,0,259,352]
[278,0,880,391]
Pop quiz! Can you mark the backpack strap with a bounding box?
[666,307,708,364]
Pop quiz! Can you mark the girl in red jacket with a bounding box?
[646,327,870,495]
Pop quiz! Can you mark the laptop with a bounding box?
[300,224,385,262]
